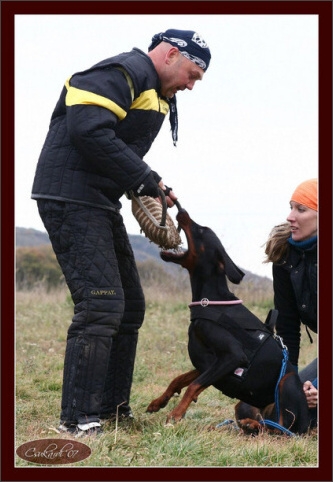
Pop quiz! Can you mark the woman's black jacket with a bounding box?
[273,242,317,367]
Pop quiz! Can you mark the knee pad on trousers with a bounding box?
[68,296,125,338]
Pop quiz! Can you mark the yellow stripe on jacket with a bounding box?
[131,90,169,115]
[65,78,127,120]
[65,79,169,120]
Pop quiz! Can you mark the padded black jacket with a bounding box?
[31,48,169,210]
[273,241,317,366]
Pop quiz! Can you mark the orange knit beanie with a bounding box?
[290,178,318,211]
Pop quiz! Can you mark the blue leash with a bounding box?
[259,419,295,436]
[273,336,289,421]
[216,336,296,436]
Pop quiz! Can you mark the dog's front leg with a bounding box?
[166,382,207,423]
[147,369,200,413]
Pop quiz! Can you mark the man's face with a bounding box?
[159,50,204,98]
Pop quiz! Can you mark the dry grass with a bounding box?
[15,286,318,468]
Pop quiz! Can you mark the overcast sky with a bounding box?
[15,14,318,278]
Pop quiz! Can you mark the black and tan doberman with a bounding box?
[146,209,310,435]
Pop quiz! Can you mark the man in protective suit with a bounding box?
[31,29,211,436]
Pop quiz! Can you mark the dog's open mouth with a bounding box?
[160,247,187,262]
[159,209,191,262]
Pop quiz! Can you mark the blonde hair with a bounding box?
[263,222,291,264]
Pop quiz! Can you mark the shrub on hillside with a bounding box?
[15,246,187,295]
[16,245,64,291]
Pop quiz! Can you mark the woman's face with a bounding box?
[287,202,318,241]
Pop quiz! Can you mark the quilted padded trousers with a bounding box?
[37,200,145,425]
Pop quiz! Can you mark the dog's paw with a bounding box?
[146,401,161,413]
[166,410,186,424]
[146,395,170,413]
[237,418,262,435]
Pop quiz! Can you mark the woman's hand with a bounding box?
[303,380,318,409]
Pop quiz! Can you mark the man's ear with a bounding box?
[165,47,180,64]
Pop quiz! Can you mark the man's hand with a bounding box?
[133,171,162,198]
[157,181,178,208]
[303,380,318,409]
[133,170,178,207]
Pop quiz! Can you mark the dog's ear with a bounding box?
[217,244,245,284]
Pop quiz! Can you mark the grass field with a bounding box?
[15,285,318,468]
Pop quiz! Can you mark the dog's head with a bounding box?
[160,209,245,285]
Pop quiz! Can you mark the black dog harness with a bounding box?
[190,304,273,356]
[194,306,295,436]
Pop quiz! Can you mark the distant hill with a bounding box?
[16,227,50,248]
[15,227,273,298]
[16,226,163,264]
